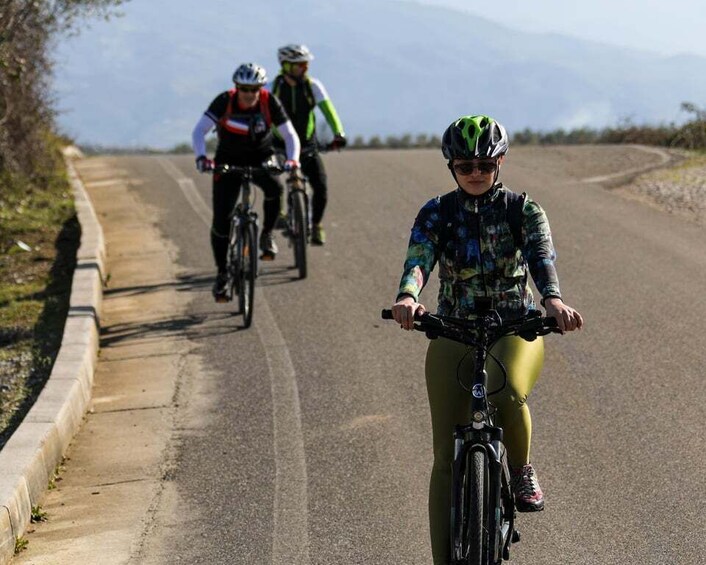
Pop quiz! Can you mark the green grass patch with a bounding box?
[0,141,80,447]
[14,536,28,554]
[31,504,48,523]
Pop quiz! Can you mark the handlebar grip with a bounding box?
[539,316,563,335]
[381,309,429,322]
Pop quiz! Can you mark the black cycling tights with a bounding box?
[210,170,282,272]
[301,151,328,225]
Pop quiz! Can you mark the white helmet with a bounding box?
[277,44,314,64]
[232,63,268,86]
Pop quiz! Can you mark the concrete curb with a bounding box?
[0,150,105,563]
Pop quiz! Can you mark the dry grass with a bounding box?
[0,148,79,447]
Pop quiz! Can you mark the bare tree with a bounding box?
[0,0,125,174]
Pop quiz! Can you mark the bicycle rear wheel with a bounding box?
[291,189,308,279]
[238,221,257,328]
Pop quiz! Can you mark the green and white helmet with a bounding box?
[441,115,509,160]
[277,44,314,64]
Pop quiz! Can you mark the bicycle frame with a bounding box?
[213,162,283,325]
[450,321,514,564]
[217,166,260,299]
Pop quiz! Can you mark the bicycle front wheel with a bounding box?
[291,189,308,279]
[457,449,487,565]
[238,220,257,328]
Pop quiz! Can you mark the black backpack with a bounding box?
[436,187,527,261]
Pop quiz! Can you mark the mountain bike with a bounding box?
[381,302,559,564]
[212,162,282,328]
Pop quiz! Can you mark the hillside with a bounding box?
[53,0,706,147]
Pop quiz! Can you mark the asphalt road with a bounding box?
[98,147,705,564]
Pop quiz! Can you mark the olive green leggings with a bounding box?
[425,335,544,565]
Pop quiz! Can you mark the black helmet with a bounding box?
[441,115,509,160]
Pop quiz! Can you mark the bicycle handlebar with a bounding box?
[211,162,285,176]
[380,309,560,343]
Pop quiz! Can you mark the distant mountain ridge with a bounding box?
[53,0,706,148]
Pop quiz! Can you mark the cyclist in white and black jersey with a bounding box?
[192,62,300,301]
[269,44,346,245]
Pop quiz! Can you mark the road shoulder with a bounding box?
[12,157,196,564]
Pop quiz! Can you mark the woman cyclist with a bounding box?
[390,115,583,564]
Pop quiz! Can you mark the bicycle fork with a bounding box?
[451,424,514,563]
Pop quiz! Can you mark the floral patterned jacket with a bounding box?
[397,184,562,321]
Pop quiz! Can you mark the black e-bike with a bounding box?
[382,302,559,564]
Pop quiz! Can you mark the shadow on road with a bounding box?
[99,266,308,348]
[103,273,212,298]
[99,311,252,349]
[100,273,254,347]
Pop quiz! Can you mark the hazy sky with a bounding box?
[416,0,705,57]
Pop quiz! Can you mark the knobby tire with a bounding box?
[292,189,308,279]
[239,221,257,328]
[227,219,239,297]
[465,450,487,565]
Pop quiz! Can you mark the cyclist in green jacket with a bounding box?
[269,44,346,245]
[390,115,583,565]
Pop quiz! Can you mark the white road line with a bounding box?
[581,145,672,183]
[157,157,311,564]
[158,158,212,225]
[84,179,125,188]
[256,299,311,565]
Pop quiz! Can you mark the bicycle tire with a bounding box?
[464,450,487,565]
[227,217,240,298]
[239,221,257,328]
[499,453,514,562]
[291,189,308,279]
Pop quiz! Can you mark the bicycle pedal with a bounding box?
[214,295,230,304]
[260,252,275,261]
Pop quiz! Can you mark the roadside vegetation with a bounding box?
[512,103,706,150]
[157,102,706,155]
[346,102,706,150]
[0,1,125,446]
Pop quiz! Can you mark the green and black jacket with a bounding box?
[268,74,344,146]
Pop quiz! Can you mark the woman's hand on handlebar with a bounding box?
[391,295,426,331]
[543,298,583,332]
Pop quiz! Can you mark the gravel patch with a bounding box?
[618,151,706,225]
[515,145,705,226]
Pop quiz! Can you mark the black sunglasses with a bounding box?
[453,161,498,175]
[238,85,261,93]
